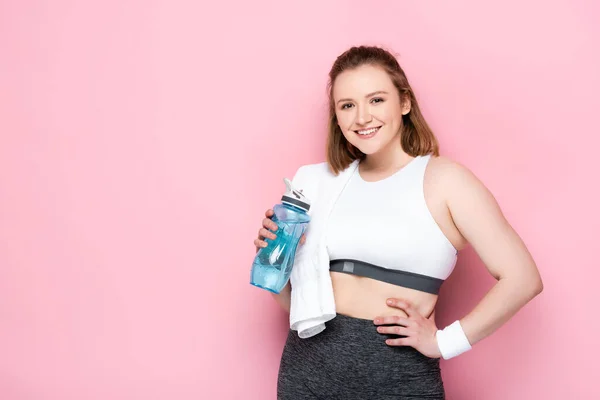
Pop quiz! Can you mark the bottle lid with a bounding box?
[281,178,310,212]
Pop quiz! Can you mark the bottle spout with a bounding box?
[282,178,310,211]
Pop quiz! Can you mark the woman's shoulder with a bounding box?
[294,161,331,177]
[287,161,330,203]
[427,154,479,185]
[290,161,329,191]
[426,154,497,208]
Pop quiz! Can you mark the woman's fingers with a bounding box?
[385,337,415,347]
[255,210,278,251]
[262,217,278,232]
[259,227,276,241]
[386,299,419,319]
[373,316,413,327]
[299,233,306,245]
[254,238,267,249]
[376,325,412,337]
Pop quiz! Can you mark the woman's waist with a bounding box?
[331,271,438,320]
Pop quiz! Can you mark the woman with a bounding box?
[254,46,543,399]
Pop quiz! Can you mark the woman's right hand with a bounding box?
[254,208,306,252]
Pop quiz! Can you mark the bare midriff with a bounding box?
[331,272,439,321]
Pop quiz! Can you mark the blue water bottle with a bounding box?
[250,177,311,294]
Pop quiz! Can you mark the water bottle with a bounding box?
[250,177,311,294]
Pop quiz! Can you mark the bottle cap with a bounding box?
[281,178,310,212]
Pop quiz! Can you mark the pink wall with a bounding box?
[1,1,598,398]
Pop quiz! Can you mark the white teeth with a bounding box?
[357,127,379,135]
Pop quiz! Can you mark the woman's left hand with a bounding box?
[373,298,442,359]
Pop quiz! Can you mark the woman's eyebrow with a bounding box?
[336,91,389,104]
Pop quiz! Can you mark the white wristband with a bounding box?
[436,320,472,360]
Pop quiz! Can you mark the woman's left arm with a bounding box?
[374,159,543,358]
[444,161,544,346]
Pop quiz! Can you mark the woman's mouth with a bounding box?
[354,126,381,139]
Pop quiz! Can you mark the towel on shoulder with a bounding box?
[287,160,360,338]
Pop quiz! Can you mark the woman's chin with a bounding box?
[354,144,383,156]
[352,135,398,157]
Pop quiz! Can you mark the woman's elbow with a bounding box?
[525,274,544,299]
[533,277,544,296]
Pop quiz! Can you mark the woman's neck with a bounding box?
[360,139,413,173]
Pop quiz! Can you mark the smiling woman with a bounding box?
[252,45,543,399]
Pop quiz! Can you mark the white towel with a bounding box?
[288,160,360,338]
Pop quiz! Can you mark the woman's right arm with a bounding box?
[270,282,291,313]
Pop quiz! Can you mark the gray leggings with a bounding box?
[277,314,445,399]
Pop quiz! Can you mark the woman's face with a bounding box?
[333,64,410,156]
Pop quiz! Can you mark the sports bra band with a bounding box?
[329,259,444,295]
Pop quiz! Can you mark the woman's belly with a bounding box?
[331,271,439,321]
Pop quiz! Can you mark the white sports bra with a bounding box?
[326,154,458,294]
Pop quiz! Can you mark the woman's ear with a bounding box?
[401,95,411,115]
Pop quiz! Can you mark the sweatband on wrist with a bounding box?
[436,320,472,360]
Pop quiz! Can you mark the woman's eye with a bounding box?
[371,97,384,104]
[341,103,353,110]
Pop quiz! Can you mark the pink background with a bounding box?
[1,1,598,399]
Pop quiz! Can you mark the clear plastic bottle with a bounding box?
[250,178,311,294]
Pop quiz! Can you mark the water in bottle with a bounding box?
[250,177,311,294]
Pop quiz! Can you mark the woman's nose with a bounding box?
[356,105,372,125]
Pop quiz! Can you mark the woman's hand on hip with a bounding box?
[373,298,442,359]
